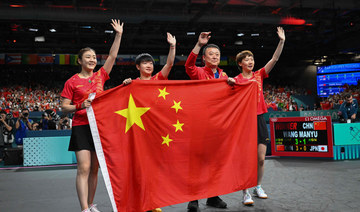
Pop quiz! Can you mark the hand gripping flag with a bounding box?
[87,79,258,212]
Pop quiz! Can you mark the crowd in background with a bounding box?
[319,84,360,111]
[264,84,311,112]
[0,65,359,131]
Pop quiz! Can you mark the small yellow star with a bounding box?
[161,134,173,147]
[173,120,184,132]
[158,87,169,100]
[115,94,150,133]
[171,100,182,113]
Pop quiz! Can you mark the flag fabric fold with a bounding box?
[87,79,258,212]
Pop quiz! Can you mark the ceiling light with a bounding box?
[105,30,113,34]
[235,41,243,45]
[35,36,45,42]
[251,33,259,37]
[49,29,56,33]
[237,33,244,37]
[81,26,92,29]
[187,32,195,36]
[29,28,38,32]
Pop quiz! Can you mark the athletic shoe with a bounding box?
[146,208,162,212]
[253,186,268,199]
[206,196,227,208]
[81,209,91,212]
[243,192,254,205]
[89,204,101,212]
[187,200,199,212]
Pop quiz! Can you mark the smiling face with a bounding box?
[203,47,220,68]
[136,60,154,78]
[238,55,255,73]
[78,50,97,72]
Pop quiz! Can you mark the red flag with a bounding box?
[314,121,327,130]
[87,79,258,212]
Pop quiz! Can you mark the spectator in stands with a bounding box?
[15,108,32,146]
[338,93,358,123]
[0,110,15,162]
[313,103,318,111]
[299,104,304,111]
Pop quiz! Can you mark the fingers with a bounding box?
[227,78,236,85]
[200,32,211,36]
[110,19,124,27]
[123,78,132,85]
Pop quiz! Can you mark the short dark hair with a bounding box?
[0,110,6,115]
[235,50,254,71]
[135,53,155,65]
[202,44,220,56]
[22,108,29,112]
[344,93,352,99]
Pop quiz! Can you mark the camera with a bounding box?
[6,113,13,120]
[23,112,29,118]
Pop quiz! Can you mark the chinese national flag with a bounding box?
[314,121,327,130]
[87,79,258,212]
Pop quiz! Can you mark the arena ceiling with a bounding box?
[0,0,359,65]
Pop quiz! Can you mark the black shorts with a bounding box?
[68,125,95,151]
[257,114,270,145]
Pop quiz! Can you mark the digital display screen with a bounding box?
[270,116,333,157]
[317,63,360,74]
[317,72,360,97]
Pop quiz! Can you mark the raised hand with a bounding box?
[111,19,124,35]
[277,27,285,41]
[198,32,211,47]
[167,32,176,46]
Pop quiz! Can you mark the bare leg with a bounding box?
[88,151,99,205]
[257,143,267,185]
[76,150,92,210]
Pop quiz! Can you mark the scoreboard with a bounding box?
[270,116,333,157]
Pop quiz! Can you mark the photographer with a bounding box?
[59,114,72,130]
[338,93,358,123]
[40,110,58,130]
[15,108,33,145]
[0,111,15,162]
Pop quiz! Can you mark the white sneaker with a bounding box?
[89,204,101,212]
[81,209,91,212]
[253,186,268,199]
[243,192,254,205]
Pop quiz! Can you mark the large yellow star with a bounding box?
[115,94,150,133]
[173,120,184,132]
[161,134,173,147]
[171,100,182,113]
[158,87,169,100]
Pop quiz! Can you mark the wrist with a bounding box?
[76,103,83,111]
